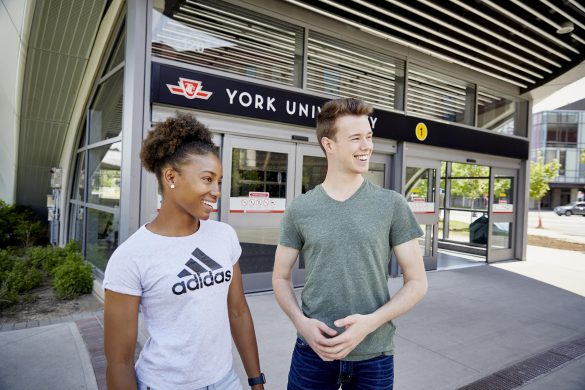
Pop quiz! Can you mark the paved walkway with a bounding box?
[1,245,584,389]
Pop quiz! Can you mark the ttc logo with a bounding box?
[166,78,213,100]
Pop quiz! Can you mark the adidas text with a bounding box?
[172,270,232,295]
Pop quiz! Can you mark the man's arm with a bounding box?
[272,245,338,361]
[228,263,264,390]
[319,238,428,360]
[104,290,140,390]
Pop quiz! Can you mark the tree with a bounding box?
[530,152,560,228]
[581,149,585,165]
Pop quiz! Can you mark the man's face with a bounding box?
[326,115,373,174]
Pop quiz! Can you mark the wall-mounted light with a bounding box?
[556,21,574,34]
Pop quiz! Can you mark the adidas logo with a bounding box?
[172,248,232,295]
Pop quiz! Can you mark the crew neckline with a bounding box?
[143,219,207,239]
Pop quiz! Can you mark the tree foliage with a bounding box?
[581,149,585,165]
[529,152,560,201]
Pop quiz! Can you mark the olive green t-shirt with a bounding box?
[279,179,423,361]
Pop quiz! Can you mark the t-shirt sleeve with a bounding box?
[226,225,242,265]
[103,250,142,297]
[389,192,424,247]
[278,202,303,250]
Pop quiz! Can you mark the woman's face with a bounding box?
[169,152,222,221]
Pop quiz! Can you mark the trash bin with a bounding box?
[469,215,488,244]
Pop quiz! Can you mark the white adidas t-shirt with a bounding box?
[103,220,241,390]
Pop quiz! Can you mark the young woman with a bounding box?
[104,114,265,390]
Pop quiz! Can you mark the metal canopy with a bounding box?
[284,0,585,93]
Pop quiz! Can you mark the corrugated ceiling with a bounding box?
[284,0,585,92]
[17,0,107,211]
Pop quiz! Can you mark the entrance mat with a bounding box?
[458,335,585,389]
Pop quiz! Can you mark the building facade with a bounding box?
[4,0,585,292]
[532,101,585,209]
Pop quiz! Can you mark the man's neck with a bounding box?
[321,172,364,202]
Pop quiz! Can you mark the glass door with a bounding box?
[487,168,517,262]
[405,158,440,271]
[221,136,295,292]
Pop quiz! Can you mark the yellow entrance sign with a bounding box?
[415,122,428,141]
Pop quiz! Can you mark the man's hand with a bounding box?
[314,314,375,360]
[296,317,339,361]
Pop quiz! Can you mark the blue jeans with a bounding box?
[288,338,394,390]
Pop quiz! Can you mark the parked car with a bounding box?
[554,202,585,216]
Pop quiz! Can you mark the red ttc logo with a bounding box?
[166,78,213,100]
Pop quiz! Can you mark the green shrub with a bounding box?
[0,285,19,310]
[27,245,69,275]
[64,240,81,254]
[3,260,43,293]
[0,250,18,276]
[53,257,93,300]
[0,200,47,248]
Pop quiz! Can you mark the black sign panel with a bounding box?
[152,63,528,160]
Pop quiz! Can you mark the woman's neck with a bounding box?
[147,203,200,237]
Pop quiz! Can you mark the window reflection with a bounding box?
[88,142,122,207]
[231,148,287,198]
[85,208,119,271]
[302,155,326,193]
[89,70,123,144]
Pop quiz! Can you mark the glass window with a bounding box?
[407,64,475,125]
[477,88,521,135]
[72,152,86,202]
[89,69,124,144]
[68,203,84,247]
[559,150,566,176]
[418,224,434,257]
[545,122,578,147]
[77,129,86,149]
[447,163,490,211]
[103,29,126,75]
[231,148,287,198]
[493,177,513,206]
[306,32,405,110]
[302,155,327,194]
[545,150,557,164]
[88,142,122,207]
[364,162,386,187]
[85,208,119,271]
[152,0,303,87]
[406,167,436,203]
[491,223,512,249]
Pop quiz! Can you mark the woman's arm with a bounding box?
[104,289,141,390]
[227,263,264,390]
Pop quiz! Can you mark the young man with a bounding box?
[273,98,428,389]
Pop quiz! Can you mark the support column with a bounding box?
[119,0,149,242]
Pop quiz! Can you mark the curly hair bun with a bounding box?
[140,113,214,174]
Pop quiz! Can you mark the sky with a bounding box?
[532,77,585,113]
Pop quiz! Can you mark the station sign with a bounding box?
[151,62,529,160]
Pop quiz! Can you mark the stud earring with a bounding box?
[170,184,175,189]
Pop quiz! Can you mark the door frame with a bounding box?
[487,167,517,262]
[221,135,296,292]
[403,157,441,271]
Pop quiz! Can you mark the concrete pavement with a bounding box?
[1,244,584,389]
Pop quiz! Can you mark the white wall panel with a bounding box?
[2,0,27,34]
[0,0,29,203]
